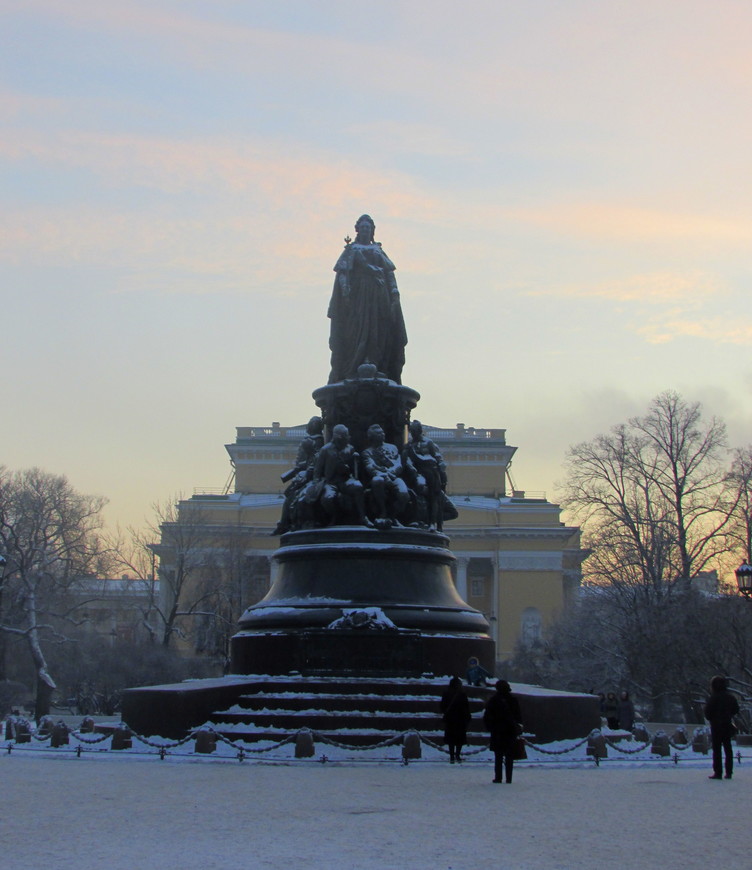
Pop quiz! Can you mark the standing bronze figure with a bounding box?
[327,214,408,384]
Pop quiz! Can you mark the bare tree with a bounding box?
[108,525,161,644]
[113,498,222,649]
[555,393,747,720]
[563,391,734,594]
[507,582,752,721]
[727,446,752,564]
[191,533,271,666]
[0,467,108,720]
[632,392,734,584]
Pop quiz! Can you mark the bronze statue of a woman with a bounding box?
[327,215,408,384]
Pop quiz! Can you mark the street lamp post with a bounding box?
[733,561,752,744]
[0,554,7,681]
[735,562,752,598]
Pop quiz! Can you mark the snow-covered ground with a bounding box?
[2,740,749,870]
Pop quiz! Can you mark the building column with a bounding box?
[493,552,501,652]
[455,556,469,600]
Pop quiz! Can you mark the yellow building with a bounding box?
[159,421,585,666]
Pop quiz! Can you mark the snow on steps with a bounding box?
[207,675,492,747]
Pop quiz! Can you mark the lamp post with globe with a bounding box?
[731,561,752,744]
[735,562,752,599]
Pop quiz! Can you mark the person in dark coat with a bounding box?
[617,690,635,731]
[603,692,619,729]
[483,680,522,784]
[704,674,740,780]
[440,677,472,763]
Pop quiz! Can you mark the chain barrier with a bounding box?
[521,733,593,755]
[601,731,697,754]
[0,717,726,761]
[601,735,653,755]
[312,731,404,751]
[70,731,112,745]
[131,732,195,750]
[418,735,488,756]
[212,729,298,754]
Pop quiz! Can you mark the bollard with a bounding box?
[195,729,217,754]
[79,716,95,733]
[692,728,710,755]
[587,732,607,759]
[14,719,31,744]
[51,722,70,748]
[295,728,315,758]
[632,723,650,743]
[651,732,670,757]
[5,718,15,740]
[670,727,688,746]
[111,725,132,750]
[402,730,422,760]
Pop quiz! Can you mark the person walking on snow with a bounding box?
[704,675,739,780]
[483,680,522,784]
[440,676,472,764]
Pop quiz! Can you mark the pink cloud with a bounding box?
[529,271,722,304]
[0,88,68,119]
[0,128,444,208]
[638,316,752,346]
[509,202,752,245]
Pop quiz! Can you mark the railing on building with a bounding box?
[235,424,307,444]
[234,423,506,445]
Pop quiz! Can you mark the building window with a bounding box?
[520,607,542,646]
[470,577,485,598]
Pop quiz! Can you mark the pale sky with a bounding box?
[2,0,751,532]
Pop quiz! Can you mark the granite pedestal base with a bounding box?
[230,526,494,678]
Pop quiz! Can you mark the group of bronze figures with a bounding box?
[273,417,458,535]
[273,213,456,535]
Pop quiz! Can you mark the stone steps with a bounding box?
[233,691,486,715]
[208,676,493,747]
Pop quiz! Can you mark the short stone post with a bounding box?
[51,721,70,747]
[111,725,132,750]
[632,723,650,743]
[402,730,422,760]
[670,727,688,747]
[79,716,95,733]
[651,731,670,757]
[692,727,710,755]
[14,719,31,743]
[295,728,315,758]
[195,729,217,754]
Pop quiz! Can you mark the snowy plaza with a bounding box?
[2,749,749,870]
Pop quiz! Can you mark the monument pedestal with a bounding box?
[231,526,494,678]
